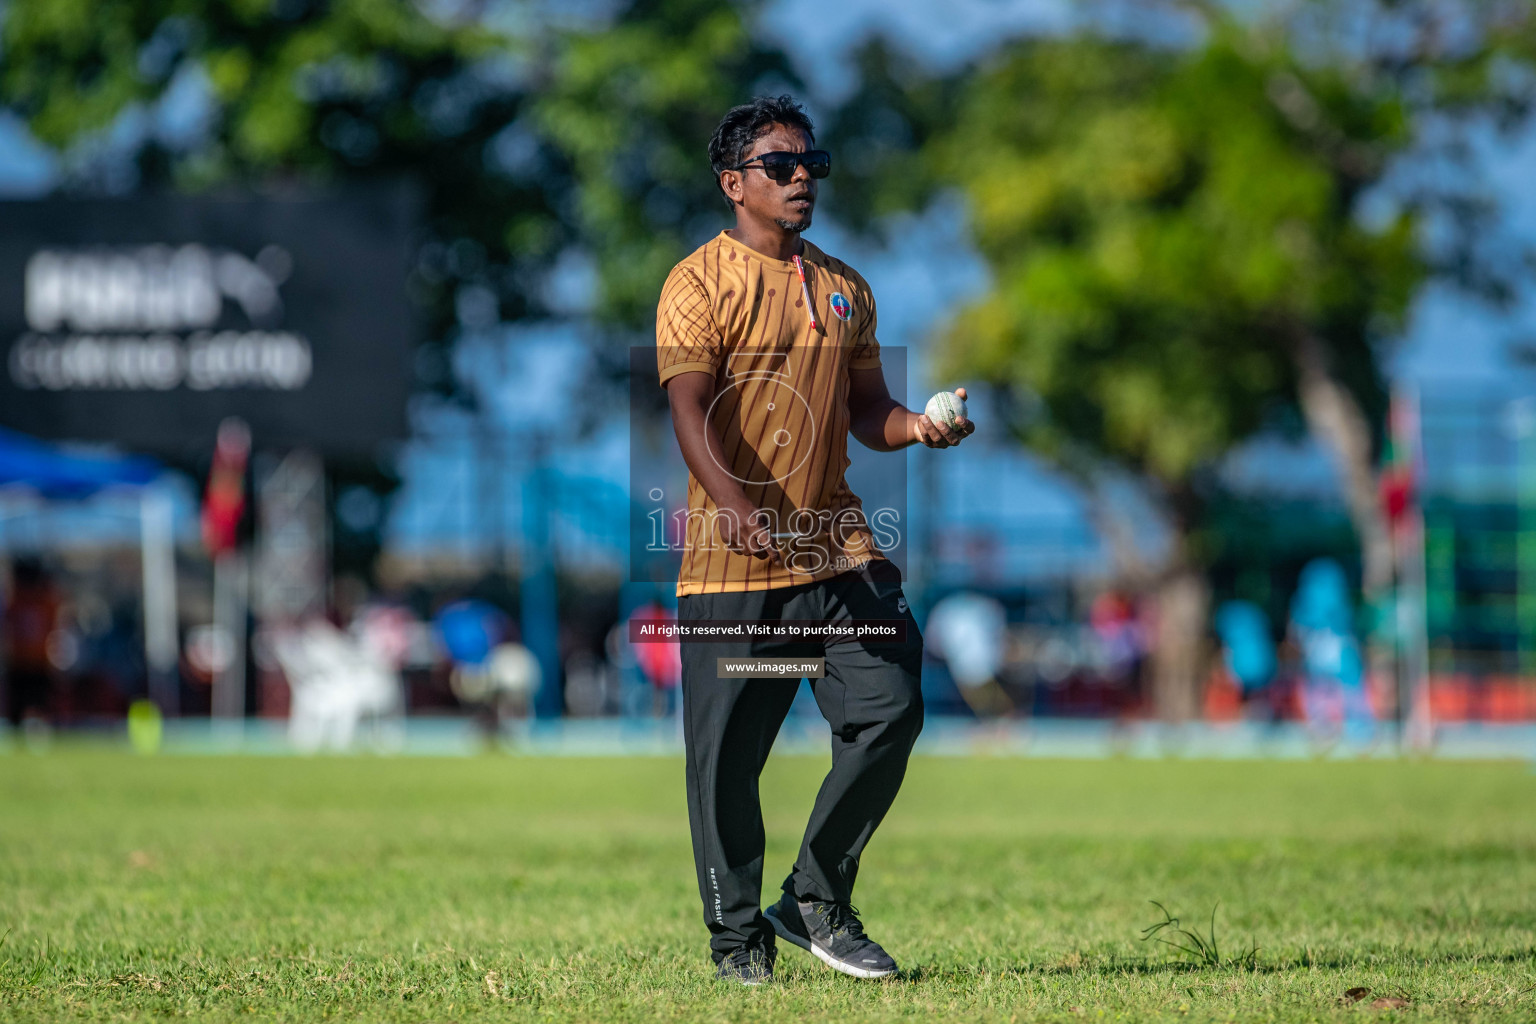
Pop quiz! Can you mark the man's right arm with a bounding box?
[665,370,783,567]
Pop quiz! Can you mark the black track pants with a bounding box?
[677,563,924,962]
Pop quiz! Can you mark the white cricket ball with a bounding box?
[925,390,968,430]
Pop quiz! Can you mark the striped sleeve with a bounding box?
[657,266,721,385]
[848,276,880,370]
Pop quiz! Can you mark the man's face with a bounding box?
[723,123,817,233]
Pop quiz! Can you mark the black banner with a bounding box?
[0,188,418,459]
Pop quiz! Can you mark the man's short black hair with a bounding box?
[708,94,815,205]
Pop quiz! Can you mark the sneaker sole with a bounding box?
[765,906,898,980]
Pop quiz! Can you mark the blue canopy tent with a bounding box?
[0,428,179,712]
[0,427,160,496]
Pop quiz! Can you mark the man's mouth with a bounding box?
[786,193,814,208]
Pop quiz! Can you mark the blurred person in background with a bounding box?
[433,596,538,741]
[926,591,1011,716]
[1289,558,1375,745]
[658,95,973,985]
[49,590,136,723]
[561,646,616,718]
[3,557,61,728]
[268,615,404,753]
[353,596,416,672]
[1089,589,1148,717]
[627,600,681,717]
[607,616,648,718]
[434,596,507,682]
[1211,600,1278,722]
[479,640,540,726]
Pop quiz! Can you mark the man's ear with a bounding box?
[720,170,743,206]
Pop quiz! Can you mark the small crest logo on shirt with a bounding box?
[830,292,853,321]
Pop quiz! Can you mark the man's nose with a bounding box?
[789,160,810,185]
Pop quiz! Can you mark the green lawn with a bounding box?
[2,749,1533,1022]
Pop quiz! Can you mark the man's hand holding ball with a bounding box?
[915,387,975,448]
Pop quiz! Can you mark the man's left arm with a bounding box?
[847,367,974,451]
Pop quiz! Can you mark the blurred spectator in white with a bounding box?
[268,618,404,752]
[451,640,540,735]
[353,600,415,670]
[926,591,1012,716]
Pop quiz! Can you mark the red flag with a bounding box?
[201,418,250,556]
[1381,391,1419,539]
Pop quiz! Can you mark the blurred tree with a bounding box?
[527,0,796,328]
[835,1,1536,719]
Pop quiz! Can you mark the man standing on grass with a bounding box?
[655,94,974,986]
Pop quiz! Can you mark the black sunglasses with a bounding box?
[729,149,831,183]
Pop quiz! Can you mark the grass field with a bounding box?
[2,750,1533,1022]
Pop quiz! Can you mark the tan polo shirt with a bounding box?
[657,231,888,596]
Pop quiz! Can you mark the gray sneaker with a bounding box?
[764,892,898,979]
[715,942,776,986]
